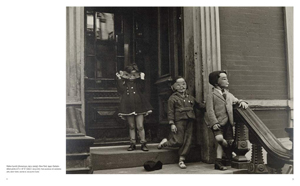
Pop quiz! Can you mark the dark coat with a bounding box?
[168,92,203,123]
[116,78,153,115]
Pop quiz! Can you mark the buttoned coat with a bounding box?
[205,88,244,128]
[116,77,153,115]
[168,92,204,122]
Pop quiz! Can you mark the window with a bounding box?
[95,12,115,40]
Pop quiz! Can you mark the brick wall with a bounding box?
[219,7,288,100]
[254,110,289,138]
[219,7,289,138]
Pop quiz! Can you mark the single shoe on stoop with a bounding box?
[178,161,187,169]
[127,144,136,151]
[215,158,227,170]
[141,143,149,151]
[157,138,167,149]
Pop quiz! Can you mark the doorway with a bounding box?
[84,7,137,145]
[84,7,183,145]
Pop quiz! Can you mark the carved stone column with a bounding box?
[231,121,250,169]
[187,7,221,163]
[66,7,85,120]
[248,132,268,174]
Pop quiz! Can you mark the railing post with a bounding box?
[231,121,250,169]
[248,132,268,174]
[285,127,294,174]
[285,127,293,156]
[266,127,293,174]
[266,154,285,174]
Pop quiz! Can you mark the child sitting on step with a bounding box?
[158,76,205,169]
[205,70,248,170]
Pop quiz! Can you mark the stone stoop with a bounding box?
[90,138,292,174]
[66,133,95,174]
[90,143,201,171]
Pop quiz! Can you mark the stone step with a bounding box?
[93,161,248,174]
[90,138,293,173]
[66,133,95,174]
[66,167,92,174]
[90,143,201,170]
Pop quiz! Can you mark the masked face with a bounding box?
[172,78,187,93]
[217,73,229,89]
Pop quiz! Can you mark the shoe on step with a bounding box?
[178,161,187,169]
[214,159,227,170]
[141,143,149,151]
[127,144,136,151]
[157,138,167,149]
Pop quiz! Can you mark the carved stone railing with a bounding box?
[231,119,250,169]
[232,106,293,174]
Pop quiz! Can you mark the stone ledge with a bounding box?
[91,144,200,170]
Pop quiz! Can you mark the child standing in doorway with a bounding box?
[206,70,248,170]
[116,63,153,151]
[157,76,205,169]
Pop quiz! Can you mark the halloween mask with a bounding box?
[217,73,229,89]
[172,78,187,93]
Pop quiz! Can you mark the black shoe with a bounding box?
[127,144,136,151]
[224,140,234,160]
[141,143,149,151]
[215,159,227,170]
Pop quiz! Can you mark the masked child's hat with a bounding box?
[124,63,139,73]
[209,70,227,86]
[143,160,163,171]
[170,76,184,85]
[170,76,188,92]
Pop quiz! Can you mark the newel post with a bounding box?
[266,127,293,174]
[247,132,268,174]
[231,120,250,169]
[285,127,293,156]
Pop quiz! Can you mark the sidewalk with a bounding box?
[93,161,247,174]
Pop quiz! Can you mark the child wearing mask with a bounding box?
[206,71,248,170]
[116,63,153,151]
[158,76,205,169]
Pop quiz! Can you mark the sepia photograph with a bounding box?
[2,1,299,186]
[66,6,293,175]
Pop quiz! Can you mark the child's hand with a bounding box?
[212,124,221,130]
[171,124,177,134]
[200,101,206,109]
[239,101,248,109]
[116,73,121,79]
[116,71,123,79]
[140,72,145,80]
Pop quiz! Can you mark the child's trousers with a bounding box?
[163,119,194,160]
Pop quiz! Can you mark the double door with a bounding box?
[84,7,144,145]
